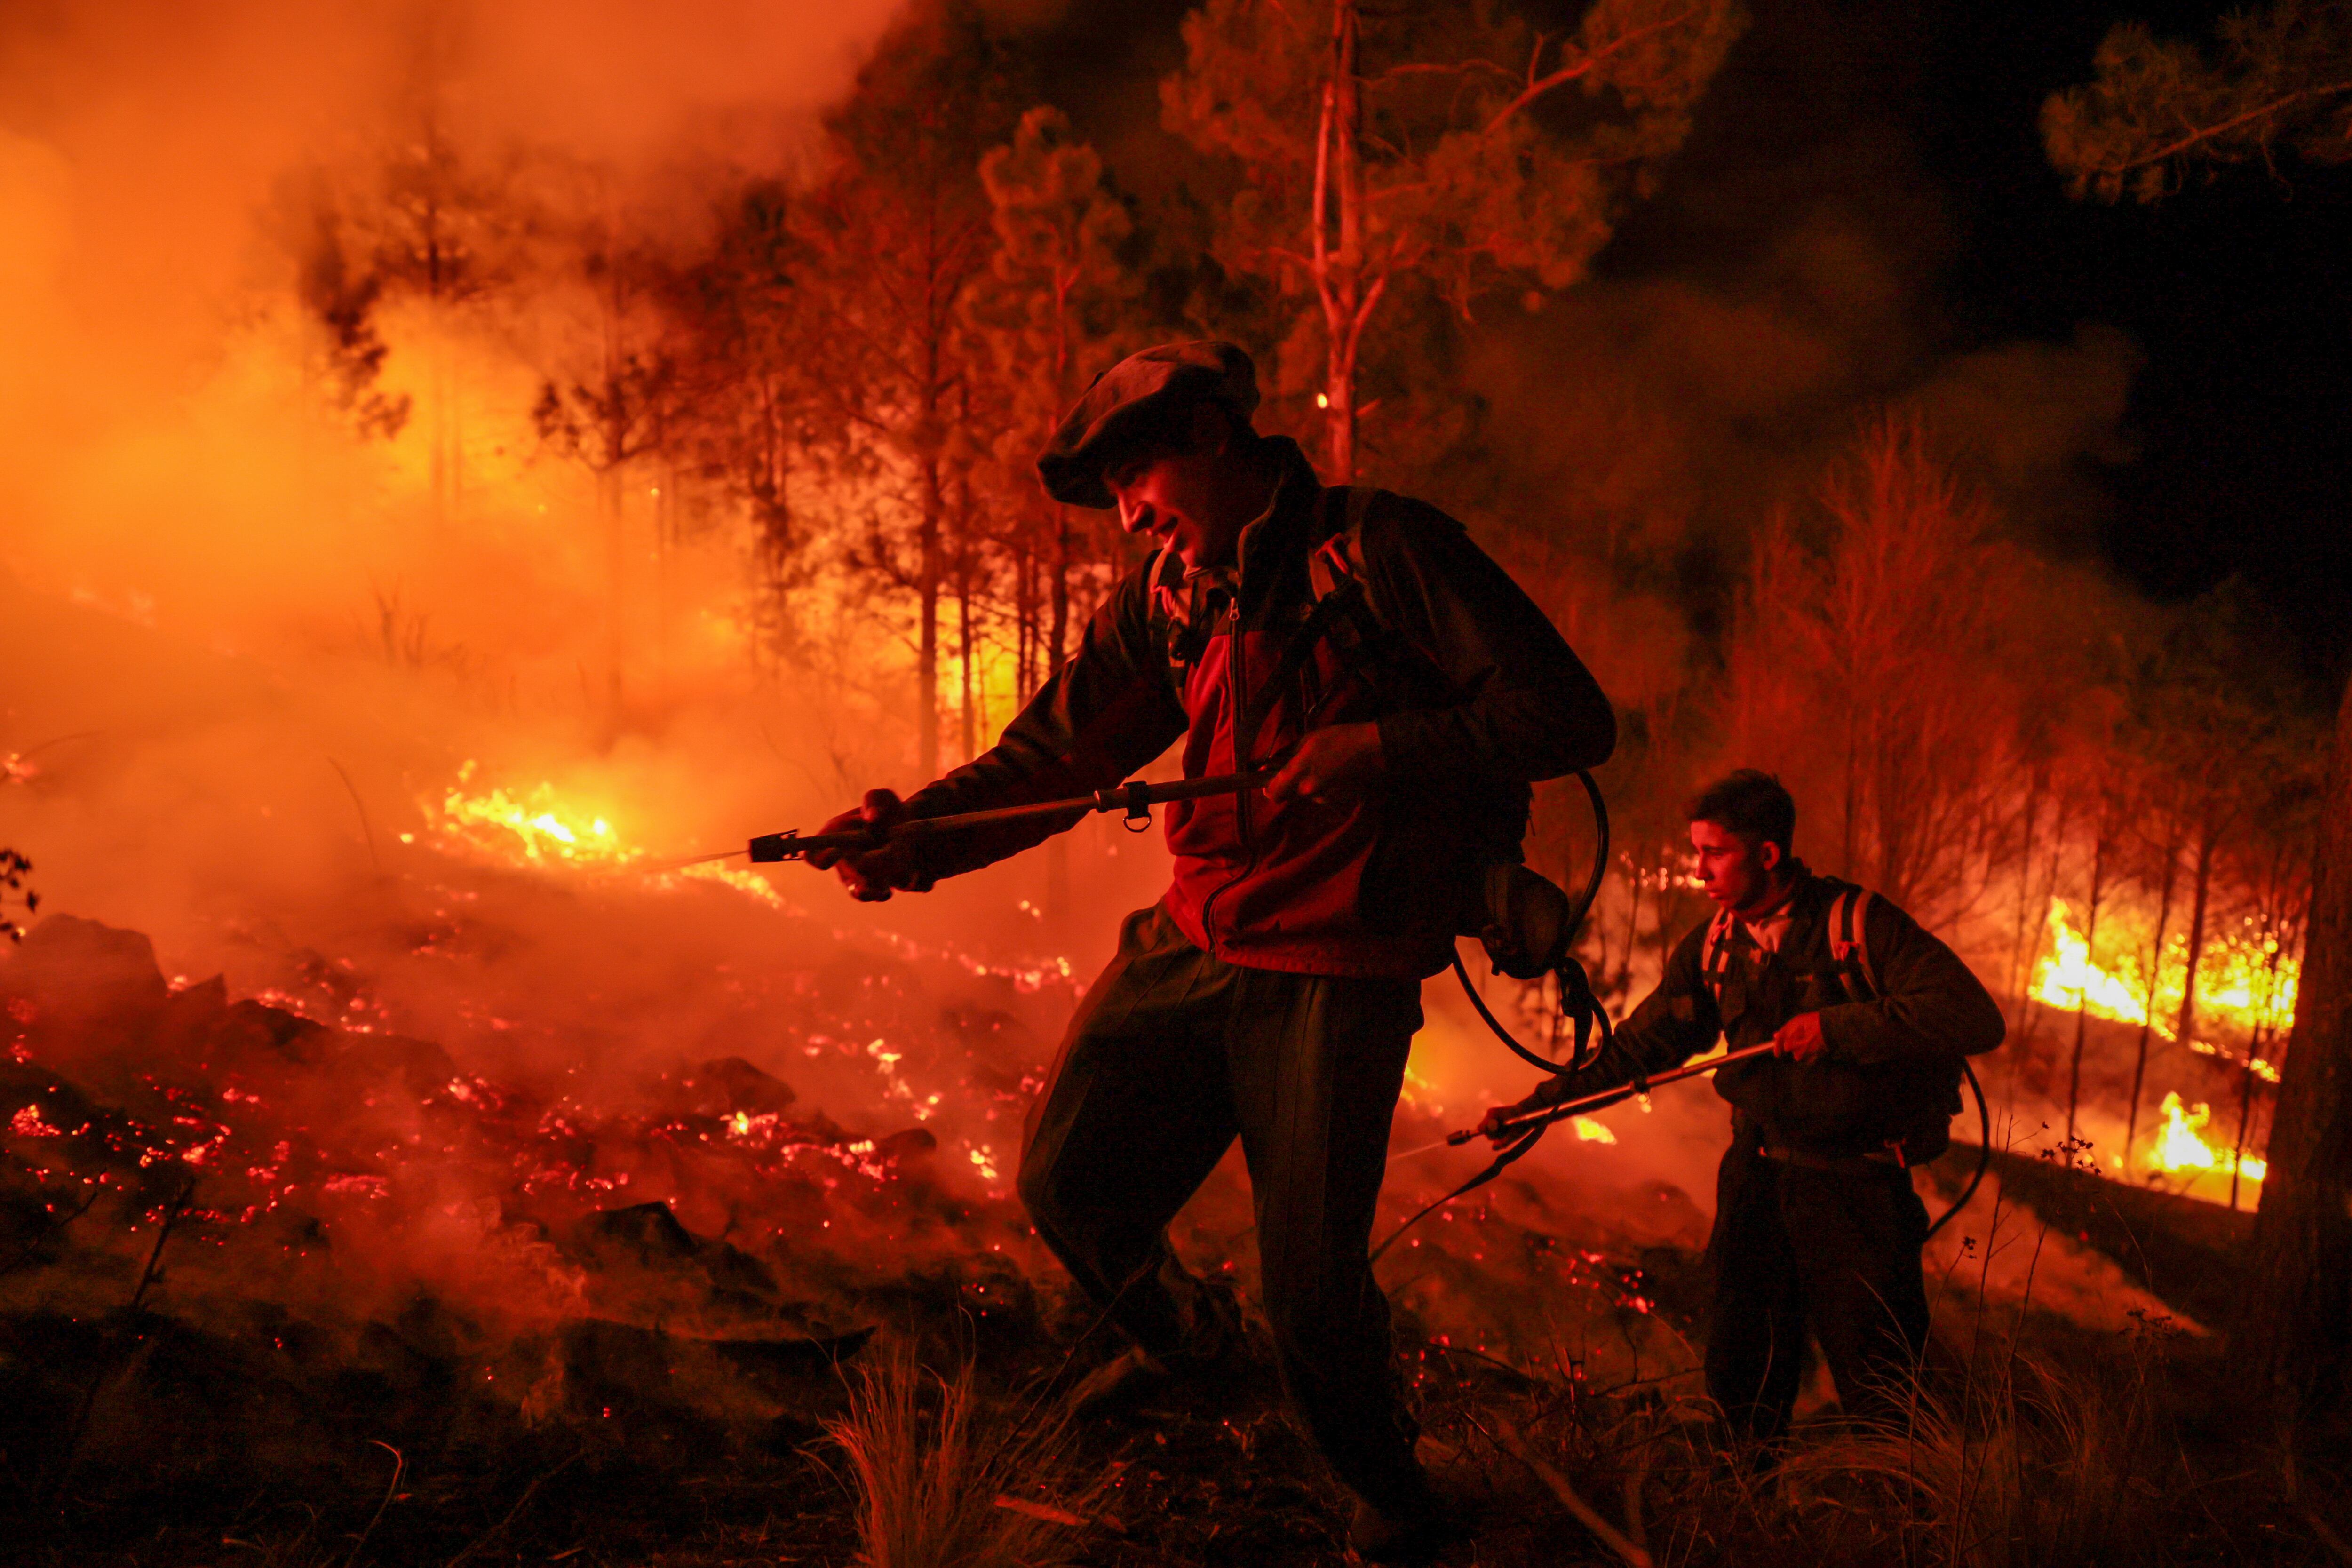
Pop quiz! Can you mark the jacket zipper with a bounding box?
[1200,597,1258,953]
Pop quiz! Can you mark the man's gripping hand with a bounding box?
[1476,1092,1551,1146]
[1476,1058,1625,1146]
[1265,722,1384,805]
[1773,1012,1828,1065]
[805,789,930,902]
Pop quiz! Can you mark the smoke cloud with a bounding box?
[0,1,2219,1431]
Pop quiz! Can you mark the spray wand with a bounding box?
[1440,1040,1780,1149]
[655,770,1274,872]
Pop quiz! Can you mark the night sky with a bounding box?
[1039,0,2352,697]
[1916,0,2352,683]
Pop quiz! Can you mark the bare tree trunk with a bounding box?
[654,461,672,709]
[918,454,943,779]
[601,462,625,722]
[1842,710,1862,889]
[2233,1028,2267,1213]
[2233,884,2301,1210]
[2017,791,2074,1049]
[2125,819,2184,1169]
[958,563,977,764]
[2006,766,2045,1028]
[2237,675,2352,1418]
[1015,543,1034,700]
[2176,816,2222,1049]
[1313,0,1368,482]
[1049,509,1073,672]
[2066,822,2110,1142]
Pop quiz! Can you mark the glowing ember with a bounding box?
[2147,1090,2264,1186]
[1572,1116,1616,1145]
[10,1104,60,1138]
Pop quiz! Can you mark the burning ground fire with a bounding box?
[427,761,788,909]
[1,750,1687,1476]
[2030,897,2298,1051]
[2030,897,2290,1188]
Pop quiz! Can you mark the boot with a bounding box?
[1071,1275,1260,1417]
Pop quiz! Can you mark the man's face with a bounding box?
[1104,410,1253,570]
[1690,819,1783,914]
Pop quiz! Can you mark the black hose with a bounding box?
[1449,767,1612,1076]
[1374,770,1611,1263]
[1923,1058,1994,1242]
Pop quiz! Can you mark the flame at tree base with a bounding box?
[2148,1090,2263,1188]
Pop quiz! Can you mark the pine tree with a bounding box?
[1162,0,1746,481]
[967,106,1143,693]
[802,1,1027,776]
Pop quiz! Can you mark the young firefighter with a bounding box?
[809,341,1616,1560]
[1482,770,2003,1446]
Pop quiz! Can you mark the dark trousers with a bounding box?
[1704,1134,1933,1444]
[1018,905,1425,1502]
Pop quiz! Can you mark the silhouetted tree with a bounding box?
[270,171,413,443]
[803,1,1028,776]
[967,106,1144,692]
[678,181,830,665]
[531,206,685,720]
[366,120,517,522]
[1727,417,2025,925]
[1163,0,1747,480]
[2044,0,2352,201]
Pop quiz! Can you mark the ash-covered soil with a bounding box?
[3,913,2342,1567]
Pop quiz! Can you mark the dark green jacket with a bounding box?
[1557,868,2004,1160]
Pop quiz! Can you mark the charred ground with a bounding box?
[5,914,2347,1568]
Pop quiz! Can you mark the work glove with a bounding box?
[804,789,935,902]
[1476,1051,1637,1145]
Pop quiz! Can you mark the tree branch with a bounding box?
[2084,78,2352,177]
[1483,4,1705,135]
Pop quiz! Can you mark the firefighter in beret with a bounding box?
[811,340,1616,1561]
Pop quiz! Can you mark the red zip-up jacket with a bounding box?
[899,438,1616,979]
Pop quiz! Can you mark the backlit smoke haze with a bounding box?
[0,0,2258,1399]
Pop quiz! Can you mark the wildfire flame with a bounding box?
[432,761,641,868]
[425,762,784,907]
[2030,898,2295,1068]
[2147,1090,2265,1186]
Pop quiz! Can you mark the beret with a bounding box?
[1035,340,1259,508]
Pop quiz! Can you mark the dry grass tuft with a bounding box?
[825,1338,1108,1568]
[1765,1313,2187,1568]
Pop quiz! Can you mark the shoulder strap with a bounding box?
[1309,485,1377,600]
[1148,542,1216,673]
[1700,907,1738,1009]
[1232,486,1396,764]
[1826,886,1880,1003]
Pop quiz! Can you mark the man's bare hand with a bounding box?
[805,789,924,902]
[1265,722,1384,805]
[1773,1012,1828,1065]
